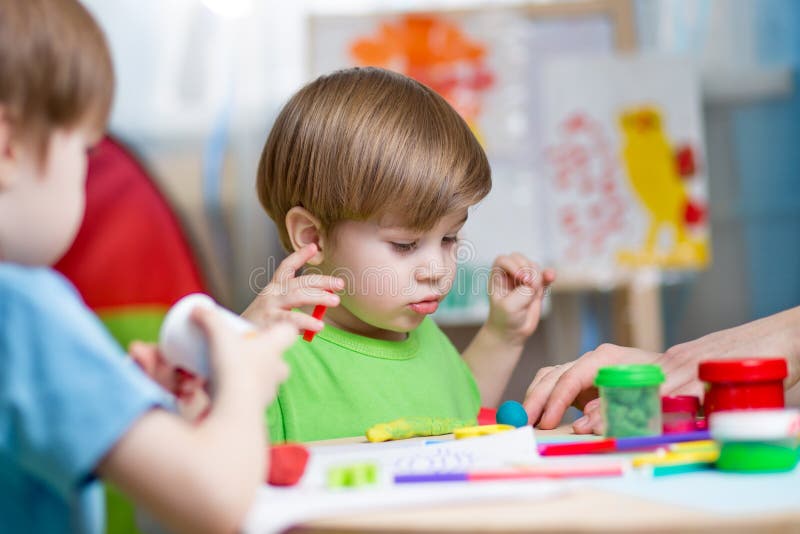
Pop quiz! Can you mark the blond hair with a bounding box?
[0,0,114,161]
[257,67,491,251]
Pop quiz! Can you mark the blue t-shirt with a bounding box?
[0,264,172,533]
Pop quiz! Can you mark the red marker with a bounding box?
[303,303,328,342]
[537,430,711,456]
[394,463,624,484]
[303,289,334,342]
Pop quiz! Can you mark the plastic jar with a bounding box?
[662,395,700,433]
[595,365,665,438]
[710,409,800,473]
[698,358,787,417]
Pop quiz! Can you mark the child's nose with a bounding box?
[414,251,451,283]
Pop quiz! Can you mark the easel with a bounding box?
[528,1,667,358]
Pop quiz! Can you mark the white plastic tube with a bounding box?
[159,293,254,378]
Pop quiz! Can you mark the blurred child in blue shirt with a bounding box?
[0,1,296,532]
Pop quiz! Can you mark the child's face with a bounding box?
[319,209,467,341]
[0,128,95,265]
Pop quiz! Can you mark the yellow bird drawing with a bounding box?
[617,106,709,268]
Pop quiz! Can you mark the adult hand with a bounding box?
[523,344,660,433]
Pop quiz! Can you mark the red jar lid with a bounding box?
[662,395,700,413]
[698,358,787,383]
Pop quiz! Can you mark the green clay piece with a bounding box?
[327,463,379,489]
[602,385,662,437]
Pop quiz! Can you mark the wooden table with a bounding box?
[284,427,800,534]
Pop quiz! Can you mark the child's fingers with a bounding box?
[490,255,523,295]
[189,307,232,358]
[129,341,158,375]
[495,253,528,281]
[129,341,177,391]
[494,254,552,302]
[175,369,206,399]
[272,244,319,284]
[247,322,297,389]
[291,274,345,293]
[253,322,298,356]
[509,252,537,284]
[283,283,341,308]
[511,255,555,294]
[542,268,557,286]
[269,310,325,333]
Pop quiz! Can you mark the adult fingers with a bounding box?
[538,351,614,429]
[523,363,573,425]
[573,398,603,435]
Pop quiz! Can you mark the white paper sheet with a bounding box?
[243,427,561,533]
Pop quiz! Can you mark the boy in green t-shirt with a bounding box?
[244,67,555,442]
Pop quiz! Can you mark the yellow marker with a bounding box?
[632,449,719,469]
[669,440,717,453]
[453,424,515,440]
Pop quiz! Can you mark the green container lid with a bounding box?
[595,364,665,388]
[717,442,799,473]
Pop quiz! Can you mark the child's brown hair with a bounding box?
[0,0,114,161]
[257,67,491,251]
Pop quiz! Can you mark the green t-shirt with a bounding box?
[266,317,481,443]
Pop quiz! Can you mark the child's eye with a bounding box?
[391,241,417,253]
[442,235,459,246]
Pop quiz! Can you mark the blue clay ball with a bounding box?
[496,400,528,428]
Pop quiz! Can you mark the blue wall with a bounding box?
[735,0,800,318]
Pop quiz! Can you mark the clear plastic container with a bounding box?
[595,364,665,438]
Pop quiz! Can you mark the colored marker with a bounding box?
[632,449,719,468]
[652,462,714,477]
[669,440,717,453]
[302,303,328,342]
[302,289,334,342]
[538,430,711,456]
[395,464,624,484]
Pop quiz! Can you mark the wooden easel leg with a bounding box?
[611,271,664,352]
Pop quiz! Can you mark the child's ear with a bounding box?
[285,206,326,265]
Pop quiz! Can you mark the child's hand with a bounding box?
[192,308,296,406]
[129,341,209,421]
[241,244,344,335]
[486,253,555,346]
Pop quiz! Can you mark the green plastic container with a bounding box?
[710,409,800,473]
[595,364,665,438]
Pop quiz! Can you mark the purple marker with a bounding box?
[395,473,468,483]
[614,430,711,451]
